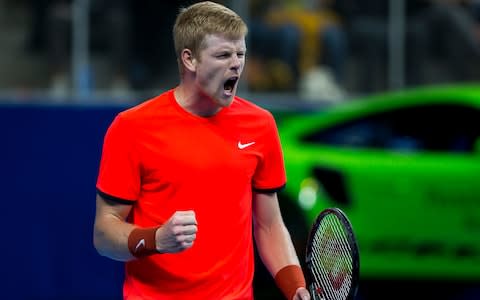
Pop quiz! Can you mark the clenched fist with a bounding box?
[155,210,198,253]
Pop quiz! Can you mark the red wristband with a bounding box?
[274,265,306,300]
[127,227,159,258]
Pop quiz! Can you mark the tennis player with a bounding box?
[93,2,310,299]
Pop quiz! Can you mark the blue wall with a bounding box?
[1,103,126,299]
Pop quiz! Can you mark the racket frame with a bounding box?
[305,207,360,300]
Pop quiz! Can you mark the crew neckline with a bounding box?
[168,88,231,122]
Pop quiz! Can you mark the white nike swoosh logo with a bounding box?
[134,239,145,252]
[238,141,255,149]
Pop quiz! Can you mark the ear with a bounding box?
[181,49,197,73]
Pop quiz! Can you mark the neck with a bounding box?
[174,84,221,117]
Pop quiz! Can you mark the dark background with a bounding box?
[1,103,123,299]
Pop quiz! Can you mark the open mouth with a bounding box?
[224,77,239,94]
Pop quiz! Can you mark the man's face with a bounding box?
[194,34,246,107]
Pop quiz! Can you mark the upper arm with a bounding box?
[94,193,133,225]
[252,192,284,229]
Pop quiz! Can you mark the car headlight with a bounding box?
[298,177,322,210]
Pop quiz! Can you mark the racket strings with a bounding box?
[309,215,353,300]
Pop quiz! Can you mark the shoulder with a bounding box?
[230,96,275,121]
[116,89,175,124]
[224,96,280,138]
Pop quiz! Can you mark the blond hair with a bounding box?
[173,1,248,73]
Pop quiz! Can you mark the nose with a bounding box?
[231,54,243,70]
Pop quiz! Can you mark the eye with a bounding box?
[217,53,230,59]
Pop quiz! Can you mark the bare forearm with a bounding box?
[93,215,136,261]
[254,219,300,276]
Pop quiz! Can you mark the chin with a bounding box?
[219,97,234,107]
[217,93,235,107]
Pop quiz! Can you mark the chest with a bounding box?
[136,119,263,184]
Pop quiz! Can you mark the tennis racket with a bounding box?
[305,207,360,300]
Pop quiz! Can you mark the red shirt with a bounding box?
[96,89,286,300]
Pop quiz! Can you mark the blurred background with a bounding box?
[1,0,480,299]
[3,0,480,103]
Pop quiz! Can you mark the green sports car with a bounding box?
[277,84,480,280]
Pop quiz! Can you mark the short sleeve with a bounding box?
[96,114,141,202]
[252,113,286,193]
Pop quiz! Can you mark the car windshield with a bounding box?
[302,103,480,154]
